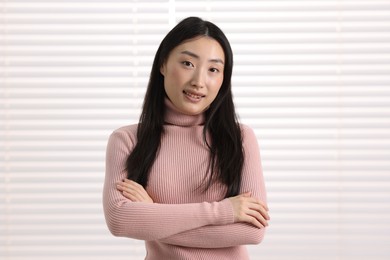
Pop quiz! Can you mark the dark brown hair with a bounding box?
[126,17,244,198]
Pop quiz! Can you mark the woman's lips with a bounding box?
[183,90,205,100]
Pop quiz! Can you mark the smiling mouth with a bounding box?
[183,90,205,99]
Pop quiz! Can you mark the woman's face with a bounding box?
[160,36,225,116]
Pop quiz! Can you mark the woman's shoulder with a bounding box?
[239,124,262,155]
[108,124,139,146]
[112,124,138,135]
[239,123,261,144]
[239,123,256,137]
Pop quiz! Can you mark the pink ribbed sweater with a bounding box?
[103,99,268,260]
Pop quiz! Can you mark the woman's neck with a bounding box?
[164,98,205,127]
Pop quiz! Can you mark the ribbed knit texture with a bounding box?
[103,98,268,260]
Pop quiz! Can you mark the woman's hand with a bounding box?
[116,179,154,203]
[228,192,270,228]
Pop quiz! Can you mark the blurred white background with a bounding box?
[1,0,390,259]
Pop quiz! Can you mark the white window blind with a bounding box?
[1,1,389,260]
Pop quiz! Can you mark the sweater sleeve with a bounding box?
[159,125,268,247]
[102,128,235,241]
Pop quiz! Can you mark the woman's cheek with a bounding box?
[171,66,187,84]
[210,77,223,92]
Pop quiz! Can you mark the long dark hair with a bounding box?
[126,17,244,198]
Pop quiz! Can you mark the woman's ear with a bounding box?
[160,64,166,76]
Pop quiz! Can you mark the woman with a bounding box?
[103,16,270,260]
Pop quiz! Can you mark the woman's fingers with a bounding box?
[116,179,154,203]
[126,180,146,201]
[256,198,269,211]
[117,182,141,201]
[228,193,270,228]
[123,189,143,202]
[243,213,264,229]
[247,207,269,228]
[248,199,270,221]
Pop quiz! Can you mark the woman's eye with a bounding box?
[182,61,193,67]
[209,68,219,73]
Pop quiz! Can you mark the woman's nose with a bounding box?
[190,69,205,88]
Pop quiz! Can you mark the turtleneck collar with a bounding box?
[164,97,205,127]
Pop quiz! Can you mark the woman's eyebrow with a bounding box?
[180,50,224,65]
